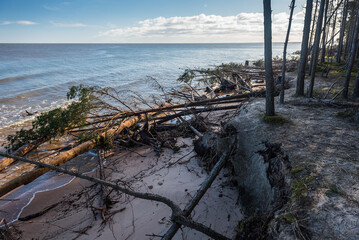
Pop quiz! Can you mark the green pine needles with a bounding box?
[7,85,96,151]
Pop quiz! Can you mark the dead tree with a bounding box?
[337,0,349,63]
[263,0,275,116]
[343,6,359,98]
[308,0,327,98]
[296,0,313,96]
[280,0,296,104]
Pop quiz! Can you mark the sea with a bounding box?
[0,43,301,138]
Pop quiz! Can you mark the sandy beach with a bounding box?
[1,137,242,239]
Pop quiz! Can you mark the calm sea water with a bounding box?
[0,43,301,130]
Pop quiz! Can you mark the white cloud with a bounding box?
[50,21,88,28]
[2,20,37,25]
[99,11,305,43]
[43,5,60,11]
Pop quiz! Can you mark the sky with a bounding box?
[0,0,307,43]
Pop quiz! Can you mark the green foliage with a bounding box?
[325,186,340,196]
[96,135,114,150]
[336,110,354,118]
[281,214,297,224]
[291,167,305,174]
[291,175,317,198]
[177,62,243,86]
[261,114,291,125]
[253,59,264,67]
[6,85,96,151]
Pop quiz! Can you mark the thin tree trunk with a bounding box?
[337,0,349,63]
[343,7,359,98]
[321,0,330,63]
[309,0,319,76]
[280,0,296,104]
[296,0,313,96]
[263,0,275,115]
[308,0,327,97]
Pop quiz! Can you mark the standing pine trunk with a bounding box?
[280,0,296,104]
[308,0,327,98]
[353,65,359,99]
[343,7,359,98]
[320,0,330,63]
[263,0,275,116]
[337,0,348,63]
[296,0,313,96]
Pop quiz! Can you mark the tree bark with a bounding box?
[337,0,349,63]
[0,139,45,171]
[343,7,359,99]
[263,0,275,116]
[296,0,313,96]
[280,0,296,104]
[308,0,327,98]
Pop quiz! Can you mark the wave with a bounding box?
[0,71,60,84]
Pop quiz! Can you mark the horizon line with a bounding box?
[0,42,301,44]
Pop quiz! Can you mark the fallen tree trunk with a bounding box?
[0,138,45,171]
[0,116,141,198]
[155,104,245,125]
[79,90,265,128]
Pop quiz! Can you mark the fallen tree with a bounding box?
[0,115,140,197]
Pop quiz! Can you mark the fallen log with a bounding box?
[0,101,172,198]
[78,90,265,128]
[0,115,141,198]
[0,138,45,171]
[155,104,244,125]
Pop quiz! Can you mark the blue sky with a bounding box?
[0,0,306,43]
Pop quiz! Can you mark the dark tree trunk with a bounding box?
[280,0,296,104]
[343,7,359,98]
[344,4,356,59]
[296,0,313,96]
[263,0,275,116]
[337,0,348,63]
[308,0,327,98]
[353,64,359,99]
[320,0,330,63]
[309,0,319,49]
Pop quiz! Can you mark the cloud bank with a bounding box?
[50,21,88,28]
[2,20,37,25]
[99,11,305,43]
